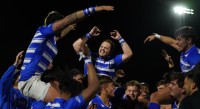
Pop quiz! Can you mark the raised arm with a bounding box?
[52,6,114,34]
[144,33,178,50]
[161,49,174,69]
[73,26,101,54]
[80,53,99,103]
[55,23,76,41]
[112,69,125,82]
[13,50,24,67]
[110,30,133,63]
[0,50,24,87]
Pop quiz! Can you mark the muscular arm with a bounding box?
[150,87,174,104]
[121,40,133,62]
[159,35,178,50]
[73,35,90,54]
[81,63,99,103]
[144,34,178,50]
[73,26,100,54]
[161,49,174,69]
[55,23,76,41]
[52,10,84,34]
[52,6,114,34]
[111,30,133,63]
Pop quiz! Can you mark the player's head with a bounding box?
[98,39,115,58]
[99,75,115,98]
[44,11,64,26]
[67,69,84,84]
[174,26,198,45]
[125,80,141,100]
[59,68,83,97]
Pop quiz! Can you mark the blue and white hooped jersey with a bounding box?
[45,98,66,109]
[84,52,123,78]
[31,100,46,109]
[88,95,112,109]
[45,96,86,109]
[20,24,58,81]
[180,45,200,73]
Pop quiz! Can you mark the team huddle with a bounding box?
[1,4,200,109]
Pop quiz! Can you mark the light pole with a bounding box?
[173,6,194,15]
[173,6,194,27]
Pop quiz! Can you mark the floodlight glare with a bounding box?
[173,6,194,15]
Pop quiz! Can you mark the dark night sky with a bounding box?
[2,0,200,92]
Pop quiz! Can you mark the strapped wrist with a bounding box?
[118,37,125,45]
[153,33,161,39]
[84,56,92,65]
[78,52,85,61]
[83,6,96,16]
[85,33,92,39]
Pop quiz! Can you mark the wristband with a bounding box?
[118,37,125,45]
[88,7,95,14]
[83,6,96,16]
[79,52,85,61]
[153,33,161,39]
[85,33,92,39]
[84,56,92,65]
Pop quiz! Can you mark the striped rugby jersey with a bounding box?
[20,24,57,81]
[84,52,123,78]
[180,45,200,73]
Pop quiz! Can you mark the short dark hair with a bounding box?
[55,67,83,97]
[98,75,114,95]
[41,67,60,83]
[174,26,199,44]
[44,11,64,26]
[156,80,166,87]
[170,72,185,88]
[125,80,141,90]
[41,67,83,97]
[163,72,171,84]
[99,75,114,87]
[67,69,83,79]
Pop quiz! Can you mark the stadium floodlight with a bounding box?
[173,6,194,15]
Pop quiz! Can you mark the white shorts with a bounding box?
[18,76,51,101]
